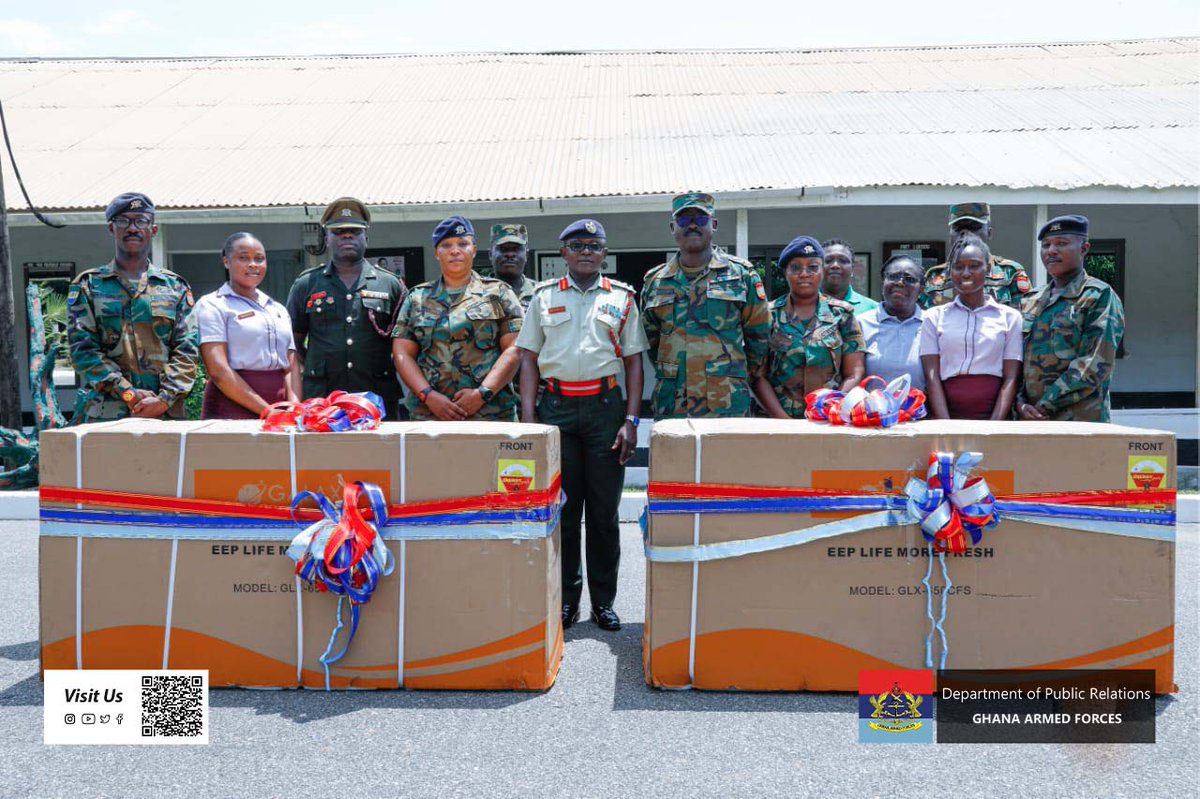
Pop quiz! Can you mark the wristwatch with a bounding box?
[418,386,435,403]
[624,415,639,428]
[478,386,496,403]
[121,389,136,403]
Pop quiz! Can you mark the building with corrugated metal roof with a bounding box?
[2,39,1197,453]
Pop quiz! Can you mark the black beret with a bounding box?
[433,216,474,247]
[105,192,154,222]
[1038,215,1089,240]
[559,219,606,241]
[779,235,824,268]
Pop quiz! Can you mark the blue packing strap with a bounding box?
[648,495,909,515]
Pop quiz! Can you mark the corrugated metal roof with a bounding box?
[1,39,1197,211]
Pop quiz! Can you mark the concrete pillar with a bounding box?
[1032,204,1048,287]
[152,222,168,270]
[736,208,748,260]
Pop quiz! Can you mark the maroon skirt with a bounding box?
[942,374,1003,420]
[201,368,288,420]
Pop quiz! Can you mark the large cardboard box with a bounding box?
[40,419,563,690]
[644,419,1176,693]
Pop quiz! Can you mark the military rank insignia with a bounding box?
[858,670,934,743]
[1016,274,1032,293]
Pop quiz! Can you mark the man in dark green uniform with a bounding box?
[490,223,535,311]
[286,198,408,417]
[68,192,199,422]
[516,219,647,631]
[920,202,1032,310]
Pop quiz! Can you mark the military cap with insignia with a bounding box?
[559,218,606,240]
[432,215,474,246]
[1038,214,1089,240]
[105,192,155,222]
[671,191,715,217]
[490,223,528,247]
[321,197,370,230]
[779,235,824,267]
[948,202,990,226]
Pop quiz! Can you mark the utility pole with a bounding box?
[0,162,23,430]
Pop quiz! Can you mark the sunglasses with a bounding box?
[883,273,922,286]
[112,216,154,230]
[565,241,605,253]
[785,263,822,274]
[674,214,711,228]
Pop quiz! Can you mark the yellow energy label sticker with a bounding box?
[1128,456,1168,490]
[498,460,536,493]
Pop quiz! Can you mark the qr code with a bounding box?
[140,675,204,737]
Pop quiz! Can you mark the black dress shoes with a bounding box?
[591,606,621,631]
[562,603,580,629]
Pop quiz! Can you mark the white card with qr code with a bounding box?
[44,670,209,745]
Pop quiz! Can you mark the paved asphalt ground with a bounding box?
[1,521,1196,799]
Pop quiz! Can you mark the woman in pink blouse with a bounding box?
[919,233,1023,420]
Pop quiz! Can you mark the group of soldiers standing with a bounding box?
[65,189,1125,632]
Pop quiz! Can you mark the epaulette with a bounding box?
[296,264,324,278]
[826,296,856,314]
[642,262,670,282]
[607,277,634,293]
[992,254,1024,270]
[533,278,557,292]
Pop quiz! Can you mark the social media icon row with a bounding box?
[64,713,123,725]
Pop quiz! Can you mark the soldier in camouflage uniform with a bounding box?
[392,216,524,421]
[68,192,199,422]
[642,192,770,418]
[1017,215,1125,422]
[920,202,1032,310]
[490,223,535,311]
[753,237,866,418]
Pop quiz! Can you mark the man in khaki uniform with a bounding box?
[517,218,647,632]
[919,202,1032,310]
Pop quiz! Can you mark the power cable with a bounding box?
[0,97,65,228]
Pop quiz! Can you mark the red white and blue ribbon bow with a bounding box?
[261,391,385,432]
[805,375,927,427]
[288,481,395,689]
[904,451,1000,555]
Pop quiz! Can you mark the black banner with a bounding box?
[936,670,1155,743]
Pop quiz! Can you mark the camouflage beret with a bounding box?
[948,202,990,226]
[672,192,715,217]
[490,223,528,247]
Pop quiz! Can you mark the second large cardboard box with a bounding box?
[644,419,1176,693]
[40,419,563,690]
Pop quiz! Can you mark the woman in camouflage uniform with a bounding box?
[391,216,524,421]
[753,236,865,419]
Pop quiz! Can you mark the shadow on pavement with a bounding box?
[0,640,39,662]
[568,623,858,713]
[208,684,539,723]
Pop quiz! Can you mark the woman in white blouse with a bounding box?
[919,233,1022,420]
[195,233,300,419]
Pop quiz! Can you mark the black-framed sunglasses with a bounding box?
[785,262,822,274]
[566,241,605,253]
[883,273,922,286]
[112,216,154,230]
[674,214,711,228]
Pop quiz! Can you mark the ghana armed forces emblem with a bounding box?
[868,682,925,733]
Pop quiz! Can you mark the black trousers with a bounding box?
[537,382,625,608]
